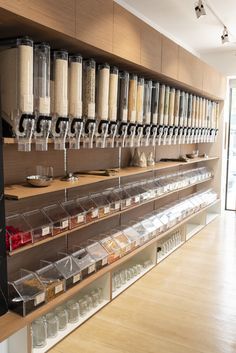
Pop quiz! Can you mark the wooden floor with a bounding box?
[50,212,236,353]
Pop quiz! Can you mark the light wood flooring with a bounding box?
[50,211,236,353]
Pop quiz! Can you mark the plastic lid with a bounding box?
[69,54,83,63]
[83,58,96,68]
[53,49,68,61]
[130,73,138,80]
[110,66,119,74]
[17,36,33,47]
[119,71,129,79]
[35,42,50,51]
[98,62,110,70]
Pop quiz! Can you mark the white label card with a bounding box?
[62,220,69,228]
[55,283,63,294]
[77,215,84,223]
[104,206,110,214]
[126,244,131,252]
[88,264,95,274]
[73,273,81,283]
[102,258,108,266]
[92,209,98,218]
[34,293,45,306]
[126,198,131,207]
[160,215,169,225]
[134,195,140,203]
[42,227,50,236]
[115,202,120,210]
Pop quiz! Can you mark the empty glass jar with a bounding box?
[32,317,47,348]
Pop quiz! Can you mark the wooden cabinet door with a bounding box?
[0,0,76,37]
[161,36,178,80]
[178,47,203,91]
[140,23,161,72]
[75,0,113,53]
[113,3,141,64]
[203,63,218,97]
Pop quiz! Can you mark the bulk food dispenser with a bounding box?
[83,58,96,148]
[142,80,152,146]
[96,63,110,148]
[150,81,159,146]
[173,89,180,144]
[127,74,138,147]
[68,54,83,149]
[0,37,35,152]
[167,87,175,145]
[34,43,51,151]
[116,71,129,147]
[157,84,165,145]
[107,66,119,148]
[135,77,144,147]
[51,50,69,150]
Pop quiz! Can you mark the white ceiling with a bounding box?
[116,0,236,76]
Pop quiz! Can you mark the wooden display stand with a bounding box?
[0,1,225,352]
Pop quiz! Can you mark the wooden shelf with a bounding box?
[4,157,218,200]
[0,199,220,342]
[8,177,213,256]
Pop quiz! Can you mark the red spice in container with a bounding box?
[6,214,32,251]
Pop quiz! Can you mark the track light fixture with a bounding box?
[221,26,229,44]
[195,0,206,18]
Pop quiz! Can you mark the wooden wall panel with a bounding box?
[141,23,162,72]
[3,145,64,185]
[161,36,178,80]
[0,0,76,37]
[75,0,113,53]
[113,3,141,63]
[178,47,203,91]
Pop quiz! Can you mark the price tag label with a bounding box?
[115,202,120,210]
[126,244,131,252]
[34,293,45,306]
[92,209,98,218]
[134,195,140,203]
[55,283,63,294]
[88,264,95,274]
[77,215,84,223]
[122,108,128,122]
[62,220,69,228]
[160,215,169,225]
[102,258,108,266]
[126,198,131,207]
[104,206,110,214]
[42,226,50,236]
[73,273,81,283]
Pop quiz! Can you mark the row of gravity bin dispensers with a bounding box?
[0,37,220,152]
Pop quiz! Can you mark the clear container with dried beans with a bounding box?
[90,192,111,218]
[77,196,99,223]
[108,66,119,122]
[71,247,96,279]
[117,71,129,122]
[128,73,138,123]
[8,269,45,316]
[113,187,132,210]
[86,241,109,270]
[82,58,96,119]
[122,225,141,249]
[111,230,132,256]
[99,235,121,264]
[6,214,32,252]
[122,184,141,206]
[42,203,69,236]
[23,209,52,243]
[97,63,110,121]
[143,80,152,125]
[35,261,65,302]
[132,222,150,245]
[102,188,121,213]
[54,254,82,289]
[151,81,159,125]
[61,199,86,229]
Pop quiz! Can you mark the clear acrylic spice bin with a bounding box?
[113,187,132,210]
[71,247,96,279]
[54,254,82,289]
[140,218,157,240]
[23,209,53,243]
[99,235,122,264]
[90,192,111,218]
[122,225,141,249]
[6,214,32,252]
[132,222,150,245]
[147,213,165,235]
[122,184,141,206]
[77,196,99,223]
[86,241,109,270]
[111,230,132,256]
[61,199,86,229]
[8,269,46,316]
[42,203,69,236]
[35,261,66,303]
[102,189,121,213]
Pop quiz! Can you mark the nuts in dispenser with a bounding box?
[61,200,86,229]
[42,203,69,236]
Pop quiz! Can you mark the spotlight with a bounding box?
[195,0,206,18]
[221,26,229,44]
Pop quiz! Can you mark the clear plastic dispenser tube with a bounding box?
[68,54,83,149]
[136,77,144,124]
[151,82,159,125]
[174,89,180,127]
[163,85,170,127]
[97,63,110,121]
[168,88,175,127]
[143,80,152,125]
[52,50,69,150]
[83,58,96,120]
[158,84,165,126]
[34,42,51,151]
[117,71,129,123]
[128,74,138,123]
[108,66,119,122]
